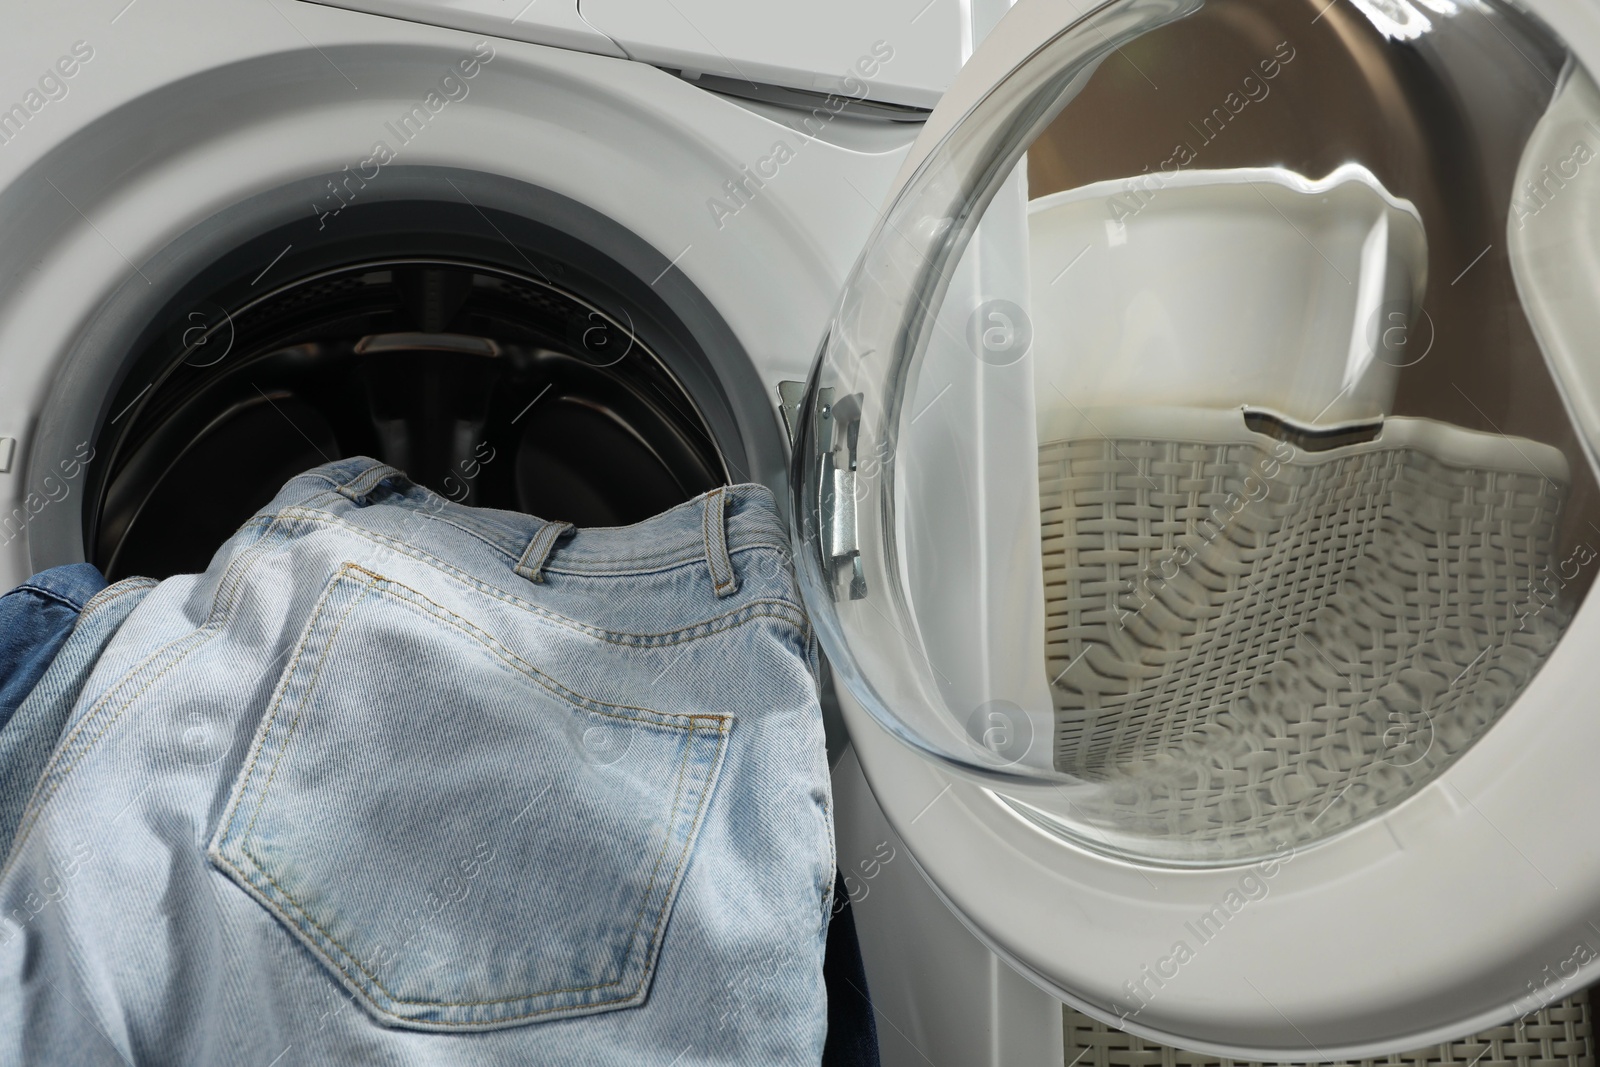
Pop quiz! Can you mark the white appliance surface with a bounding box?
[8,0,1600,1061]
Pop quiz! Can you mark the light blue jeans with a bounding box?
[0,458,833,1064]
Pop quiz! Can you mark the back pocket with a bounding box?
[208,563,730,1031]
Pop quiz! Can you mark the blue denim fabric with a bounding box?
[0,576,156,859]
[822,874,881,1067]
[0,458,833,1064]
[0,563,107,733]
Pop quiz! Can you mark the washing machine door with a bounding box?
[791,0,1600,1056]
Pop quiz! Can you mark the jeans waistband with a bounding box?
[301,457,790,599]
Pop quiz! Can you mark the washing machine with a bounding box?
[5,0,1600,1063]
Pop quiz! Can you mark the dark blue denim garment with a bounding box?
[0,564,106,732]
[823,872,881,1067]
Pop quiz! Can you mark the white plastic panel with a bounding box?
[1509,61,1600,469]
[299,0,627,57]
[834,747,1066,1066]
[579,0,972,109]
[0,0,912,589]
[1029,164,1426,425]
[818,0,1600,1053]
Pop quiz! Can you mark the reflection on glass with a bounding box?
[800,0,1600,862]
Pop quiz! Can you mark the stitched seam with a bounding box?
[234,714,709,1006]
[222,583,726,1007]
[628,716,728,993]
[235,720,725,1009]
[9,584,93,613]
[0,578,160,879]
[207,850,659,1024]
[701,489,715,588]
[234,843,639,1004]
[16,626,209,836]
[11,552,767,873]
[236,569,381,847]
[535,523,564,568]
[43,523,276,766]
[335,565,732,726]
[316,470,742,566]
[5,630,207,875]
[545,542,786,573]
[4,517,292,872]
[218,563,728,1008]
[208,561,365,847]
[703,489,736,592]
[605,716,700,992]
[545,537,787,570]
[275,501,787,571]
[337,464,400,500]
[71,578,158,621]
[427,512,528,560]
[315,459,389,492]
[433,506,530,546]
[716,491,734,588]
[265,510,807,643]
[515,522,564,580]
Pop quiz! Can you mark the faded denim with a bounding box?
[0,573,153,858]
[0,563,107,732]
[0,457,833,1065]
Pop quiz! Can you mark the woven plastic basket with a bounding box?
[1062,998,1593,1067]
[1038,409,1570,857]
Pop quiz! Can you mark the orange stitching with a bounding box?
[6,514,294,871]
[209,848,658,1025]
[270,509,808,643]
[335,564,735,728]
[601,715,700,990]
[216,564,729,1011]
[7,629,210,862]
[73,577,158,618]
[701,489,715,586]
[213,563,368,847]
[224,704,724,1007]
[633,715,730,988]
[238,567,381,846]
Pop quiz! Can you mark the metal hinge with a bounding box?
[779,381,866,600]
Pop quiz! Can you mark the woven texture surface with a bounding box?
[1038,431,1567,856]
[1063,998,1593,1067]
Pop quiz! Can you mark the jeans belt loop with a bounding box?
[703,486,739,598]
[333,462,406,505]
[514,519,576,583]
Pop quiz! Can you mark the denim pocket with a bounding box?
[208,563,730,1031]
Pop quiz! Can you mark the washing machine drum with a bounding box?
[794,0,1600,1052]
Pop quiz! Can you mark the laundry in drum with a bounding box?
[15,0,1600,1057]
[0,460,838,1061]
